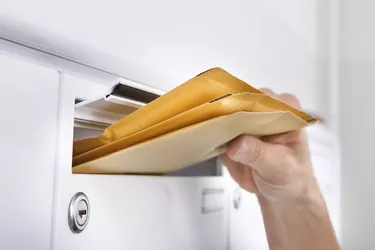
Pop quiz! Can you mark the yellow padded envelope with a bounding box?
[73,112,310,174]
[72,68,317,174]
[73,67,263,157]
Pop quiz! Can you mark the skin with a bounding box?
[220,88,340,250]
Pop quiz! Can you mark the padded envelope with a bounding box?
[72,67,263,157]
[73,111,308,174]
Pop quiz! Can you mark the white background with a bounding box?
[340,0,375,248]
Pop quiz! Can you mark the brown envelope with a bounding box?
[72,67,317,174]
[72,111,310,174]
[73,67,263,157]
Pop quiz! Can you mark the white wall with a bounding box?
[339,0,375,248]
[0,53,59,250]
[0,0,324,112]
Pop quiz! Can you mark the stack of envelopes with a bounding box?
[72,68,317,174]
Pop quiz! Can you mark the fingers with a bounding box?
[258,88,304,146]
[259,88,276,95]
[220,154,258,193]
[226,135,262,166]
[220,154,244,183]
[262,130,302,145]
[223,87,304,190]
[278,93,302,109]
[226,135,296,184]
[260,88,302,109]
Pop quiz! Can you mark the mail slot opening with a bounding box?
[72,83,223,176]
[72,126,222,176]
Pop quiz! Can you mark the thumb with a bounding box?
[226,135,296,184]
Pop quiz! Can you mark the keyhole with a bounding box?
[68,193,90,233]
[79,210,87,218]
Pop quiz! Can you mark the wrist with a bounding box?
[258,183,340,250]
[257,182,326,213]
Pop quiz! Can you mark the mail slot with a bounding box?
[72,80,222,177]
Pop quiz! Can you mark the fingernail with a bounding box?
[227,137,247,162]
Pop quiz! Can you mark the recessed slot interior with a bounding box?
[73,127,221,176]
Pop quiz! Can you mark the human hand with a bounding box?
[220,88,319,202]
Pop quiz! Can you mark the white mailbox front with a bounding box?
[0,49,231,250]
[0,53,59,250]
[47,73,231,250]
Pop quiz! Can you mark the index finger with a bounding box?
[277,93,302,109]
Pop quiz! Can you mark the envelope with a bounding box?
[73,68,263,157]
[72,68,317,174]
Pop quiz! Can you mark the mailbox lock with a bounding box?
[68,192,90,233]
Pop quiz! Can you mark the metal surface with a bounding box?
[68,192,90,233]
[74,118,109,131]
[74,93,147,126]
